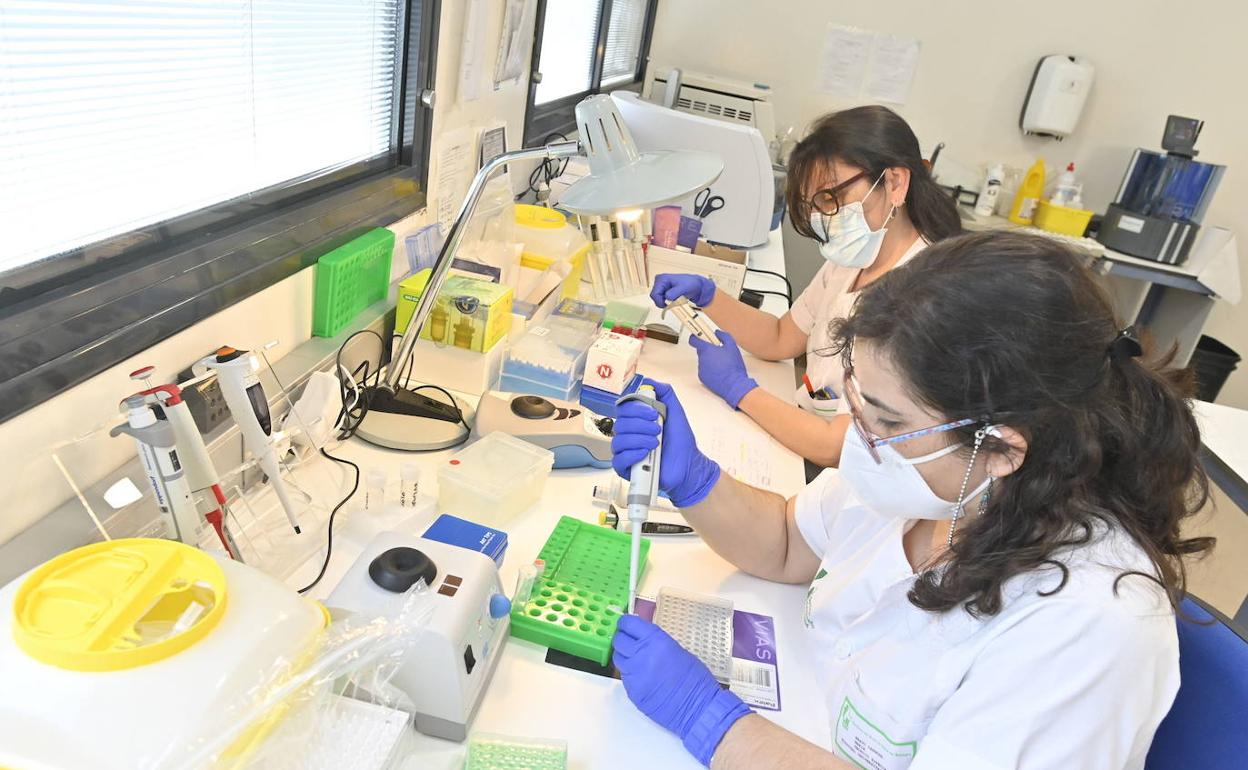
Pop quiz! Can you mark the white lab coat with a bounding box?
[794,468,1179,769]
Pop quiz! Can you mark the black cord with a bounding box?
[407,383,473,450]
[747,288,793,307]
[527,132,570,196]
[297,445,360,594]
[745,267,793,300]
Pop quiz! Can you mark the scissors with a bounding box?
[694,187,725,219]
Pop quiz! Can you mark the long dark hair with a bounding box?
[786,105,961,245]
[832,231,1213,616]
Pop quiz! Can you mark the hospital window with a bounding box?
[524,0,659,145]
[0,0,438,424]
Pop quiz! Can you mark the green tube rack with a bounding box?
[509,515,650,666]
[312,228,395,337]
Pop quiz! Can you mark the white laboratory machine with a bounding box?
[642,66,777,144]
[613,91,772,249]
[1019,55,1095,139]
[326,532,511,742]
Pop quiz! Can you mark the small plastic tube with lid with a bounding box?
[513,558,546,608]
[400,462,423,507]
[365,469,388,511]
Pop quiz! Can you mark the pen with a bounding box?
[802,373,817,398]
[601,506,694,535]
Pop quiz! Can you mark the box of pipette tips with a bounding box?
[422,513,508,567]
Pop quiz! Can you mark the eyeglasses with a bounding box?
[842,368,976,464]
[805,171,869,218]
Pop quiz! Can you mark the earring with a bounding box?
[977,476,993,516]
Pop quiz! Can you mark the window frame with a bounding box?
[522,0,659,145]
[0,0,441,425]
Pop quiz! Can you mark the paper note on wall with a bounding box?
[435,128,479,231]
[494,0,538,89]
[458,0,488,104]
[816,25,873,98]
[866,35,921,104]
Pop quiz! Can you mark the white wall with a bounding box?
[0,0,535,546]
[649,0,1248,407]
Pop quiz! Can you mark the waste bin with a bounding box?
[1190,335,1241,402]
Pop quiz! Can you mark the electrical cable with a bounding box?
[296,445,359,594]
[746,288,793,307]
[526,132,571,197]
[745,267,793,301]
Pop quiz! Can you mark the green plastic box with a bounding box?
[509,515,650,665]
[312,228,395,337]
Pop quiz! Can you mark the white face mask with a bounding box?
[810,173,896,269]
[839,427,992,521]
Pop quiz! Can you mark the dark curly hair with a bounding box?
[831,230,1213,616]
[786,105,962,245]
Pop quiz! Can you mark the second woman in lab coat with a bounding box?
[651,105,961,467]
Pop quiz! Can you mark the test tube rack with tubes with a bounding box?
[576,213,650,302]
[35,344,350,583]
[509,515,651,666]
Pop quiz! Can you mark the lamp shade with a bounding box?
[559,95,723,214]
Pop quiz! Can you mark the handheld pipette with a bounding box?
[616,385,666,612]
[664,297,723,346]
[203,347,302,534]
[129,367,239,558]
[110,396,202,544]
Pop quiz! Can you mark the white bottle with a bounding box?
[975,164,1005,217]
[1050,162,1080,207]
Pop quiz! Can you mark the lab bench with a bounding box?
[291,233,827,768]
[964,215,1224,368]
[1191,400,1248,628]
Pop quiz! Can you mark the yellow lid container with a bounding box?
[12,538,228,672]
[1033,200,1094,237]
[514,204,589,300]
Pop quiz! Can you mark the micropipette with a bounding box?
[129,367,240,558]
[203,346,302,534]
[616,384,666,612]
[110,396,202,544]
[664,297,722,346]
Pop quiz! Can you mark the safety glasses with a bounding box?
[842,368,976,464]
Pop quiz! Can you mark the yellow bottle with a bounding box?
[1009,159,1046,225]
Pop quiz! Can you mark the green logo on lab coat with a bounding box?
[804,567,828,629]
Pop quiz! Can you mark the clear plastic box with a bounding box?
[498,315,599,401]
[437,432,555,526]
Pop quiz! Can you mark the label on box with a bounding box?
[1118,215,1146,234]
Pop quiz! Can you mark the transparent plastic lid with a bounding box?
[439,432,555,499]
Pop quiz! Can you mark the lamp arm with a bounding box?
[384,141,581,392]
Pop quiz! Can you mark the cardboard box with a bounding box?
[646,242,747,300]
[584,331,643,394]
[396,271,513,353]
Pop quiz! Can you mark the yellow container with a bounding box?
[1008,158,1047,225]
[1033,200,1094,237]
[396,271,514,352]
[514,204,589,300]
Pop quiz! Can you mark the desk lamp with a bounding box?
[356,95,723,450]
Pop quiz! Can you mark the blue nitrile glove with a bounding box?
[613,614,752,766]
[611,379,721,507]
[650,273,717,309]
[689,330,758,410]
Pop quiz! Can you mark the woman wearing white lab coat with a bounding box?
[650,106,961,468]
[610,231,1211,769]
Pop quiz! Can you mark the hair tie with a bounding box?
[1108,326,1143,362]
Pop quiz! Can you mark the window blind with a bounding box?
[533,0,600,106]
[601,0,646,86]
[0,0,403,274]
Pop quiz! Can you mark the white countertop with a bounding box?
[1193,399,1248,494]
[292,232,825,768]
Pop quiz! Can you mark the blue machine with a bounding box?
[472,391,614,469]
